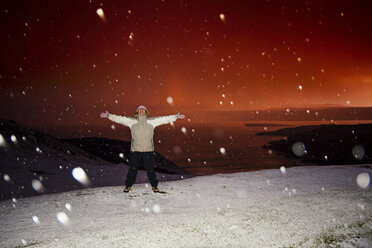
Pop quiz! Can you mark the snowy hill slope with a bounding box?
[1,165,371,248]
[0,119,192,201]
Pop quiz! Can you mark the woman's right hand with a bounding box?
[100,111,109,118]
[176,112,185,119]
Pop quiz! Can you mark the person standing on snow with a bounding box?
[100,106,185,193]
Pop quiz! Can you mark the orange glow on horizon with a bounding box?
[1,0,372,133]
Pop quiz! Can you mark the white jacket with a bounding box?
[108,113,178,152]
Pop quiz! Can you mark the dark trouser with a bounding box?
[125,151,158,188]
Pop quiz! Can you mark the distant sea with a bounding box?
[153,120,372,175]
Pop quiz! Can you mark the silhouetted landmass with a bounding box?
[257,124,372,165]
[245,123,293,127]
[256,125,332,137]
[63,137,191,175]
[190,106,372,122]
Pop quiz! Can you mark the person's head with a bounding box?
[133,105,149,118]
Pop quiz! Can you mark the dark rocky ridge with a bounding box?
[63,137,191,175]
[0,119,192,200]
[257,124,372,165]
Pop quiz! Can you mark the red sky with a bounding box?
[1,0,372,136]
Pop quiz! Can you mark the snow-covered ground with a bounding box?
[1,164,371,248]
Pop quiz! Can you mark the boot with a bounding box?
[123,186,131,193]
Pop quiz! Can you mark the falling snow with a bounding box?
[56,212,70,226]
[1,1,372,247]
[3,174,11,183]
[31,179,45,193]
[219,147,226,155]
[0,134,6,146]
[72,167,90,186]
[167,96,173,105]
[352,144,365,160]
[219,13,225,22]
[153,204,161,213]
[10,135,17,143]
[181,127,187,134]
[96,8,106,22]
[32,216,40,224]
[292,142,306,157]
[356,173,370,189]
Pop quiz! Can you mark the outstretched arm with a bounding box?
[148,112,185,128]
[100,111,137,128]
